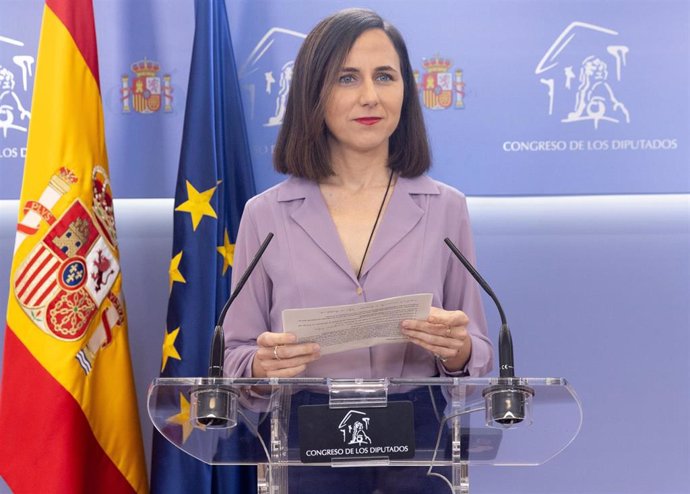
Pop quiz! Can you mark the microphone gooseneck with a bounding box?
[193,232,274,428]
[208,232,274,378]
[443,237,514,378]
[216,232,275,333]
[443,237,532,427]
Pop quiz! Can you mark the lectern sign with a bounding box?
[298,402,415,463]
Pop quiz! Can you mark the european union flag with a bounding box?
[150,0,256,492]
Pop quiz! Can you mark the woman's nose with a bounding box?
[358,79,380,106]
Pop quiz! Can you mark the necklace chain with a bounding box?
[357,169,394,280]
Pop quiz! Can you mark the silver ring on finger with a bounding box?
[435,353,448,363]
[273,345,282,360]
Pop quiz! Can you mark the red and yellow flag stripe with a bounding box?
[0,0,148,492]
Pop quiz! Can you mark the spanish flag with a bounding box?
[0,0,148,492]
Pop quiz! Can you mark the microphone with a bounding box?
[208,231,275,377]
[443,237,534,427]
[191,232,274,428]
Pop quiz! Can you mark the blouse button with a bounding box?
[356,287,363,296]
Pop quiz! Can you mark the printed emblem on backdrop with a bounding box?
[13,166,125,375]
[0,34,34,162]
[535,22,630,129]
[239,28,306,127]
[121,58,173,114]
[414,55,465,110]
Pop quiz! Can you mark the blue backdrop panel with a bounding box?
[228,0,690,195]
[0,0,688,199]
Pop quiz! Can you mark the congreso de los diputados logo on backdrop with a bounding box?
[502,20,680,156]
[0,34,34,160]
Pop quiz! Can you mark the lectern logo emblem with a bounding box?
[338,410,373,445]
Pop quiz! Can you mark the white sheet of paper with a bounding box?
[281,293,433,355]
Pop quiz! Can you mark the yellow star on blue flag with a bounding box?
[216,229,235,275]
[175,180,218,231]
[161,327,182,372]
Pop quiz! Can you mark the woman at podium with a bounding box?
[223,8,494,492]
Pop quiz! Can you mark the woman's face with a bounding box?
[324,29,404,159]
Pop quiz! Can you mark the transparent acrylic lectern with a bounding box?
[148,377,581,494]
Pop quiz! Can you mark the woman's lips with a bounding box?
[355,117,382,126]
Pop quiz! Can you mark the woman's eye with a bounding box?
[376,73,394,82]
[339,74,356,84]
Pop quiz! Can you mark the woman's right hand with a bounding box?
[251,331,321,378]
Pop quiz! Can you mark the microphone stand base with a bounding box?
[482,382,535,428]
[190,386,238,429]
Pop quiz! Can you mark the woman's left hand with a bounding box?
[401,306,472,372]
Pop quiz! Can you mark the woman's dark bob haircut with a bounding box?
[273,8,431,180]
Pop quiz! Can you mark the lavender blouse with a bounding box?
[223,174,493,379]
